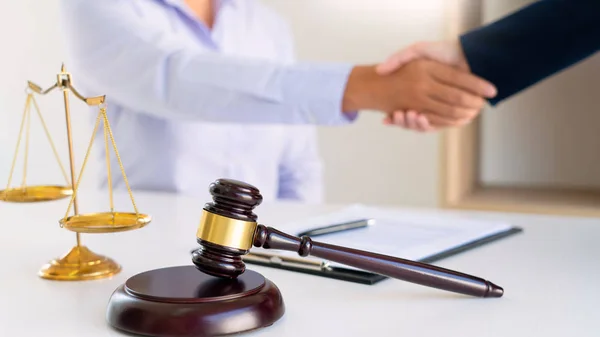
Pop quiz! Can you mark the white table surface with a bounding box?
[1,189,599,337]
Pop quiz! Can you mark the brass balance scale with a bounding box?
[1,65,151,281]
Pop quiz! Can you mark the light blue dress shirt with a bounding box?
[59,0,356,203]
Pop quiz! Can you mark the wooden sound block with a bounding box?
[106,265,285,337]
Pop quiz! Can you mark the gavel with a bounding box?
[191,179,503,298]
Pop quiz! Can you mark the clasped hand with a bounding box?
[373,40,497,132]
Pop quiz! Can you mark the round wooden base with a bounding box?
[106,266,285,337]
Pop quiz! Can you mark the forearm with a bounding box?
[460,0,600,105]
[75,51,356,125]
[342,65,403,112]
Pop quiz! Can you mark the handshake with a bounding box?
[342,40,497,132]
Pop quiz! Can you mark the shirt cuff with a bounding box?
[279,62,358,125]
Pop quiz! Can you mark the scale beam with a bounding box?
[27,64,105,107]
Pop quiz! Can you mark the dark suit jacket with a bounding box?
[460,0,600,105]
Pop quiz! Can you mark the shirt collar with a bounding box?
[161,0,236,10]
[160,0,237,28]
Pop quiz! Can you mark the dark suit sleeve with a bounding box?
[459,0,600,105]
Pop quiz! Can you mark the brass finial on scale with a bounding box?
[1,64,151,281]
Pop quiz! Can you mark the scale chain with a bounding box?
[101,107,139,216]
[4,91,72,199]
[22,98,31,188]
[62,110,103,223]
[103,109,114,213]
[4,94,32,197]
[61,106,140,226]
[30,95,71,185]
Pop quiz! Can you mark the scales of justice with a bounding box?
[2,65,504,337]
[1,64,151,280]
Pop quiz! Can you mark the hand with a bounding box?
[375,40,496,132]
[381,109,471,132]
[377,40,471,75]
[342,59,496,129]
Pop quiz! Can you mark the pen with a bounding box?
[296,218,375,237]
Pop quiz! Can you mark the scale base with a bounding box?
[106,265,285,337]
[39,245,121,281]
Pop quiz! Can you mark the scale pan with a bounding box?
[60,212,151,234]
[0,185,72,202]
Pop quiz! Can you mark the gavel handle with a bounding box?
[253,225,503,298]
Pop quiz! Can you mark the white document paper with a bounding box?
[253,204,513,270]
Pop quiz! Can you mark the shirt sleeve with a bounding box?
[459,0,600,106]
[58,0,356,126]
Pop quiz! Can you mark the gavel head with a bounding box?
[191,178,263,278]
